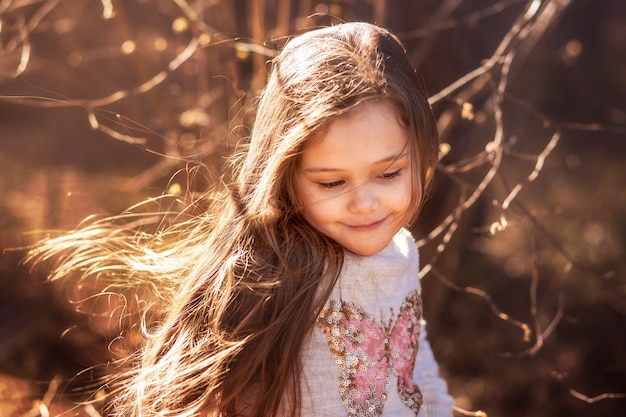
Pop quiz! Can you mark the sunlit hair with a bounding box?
[28,22,438,416]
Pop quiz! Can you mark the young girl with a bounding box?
[31,22,454,416]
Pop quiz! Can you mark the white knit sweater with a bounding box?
[298,228,454,417]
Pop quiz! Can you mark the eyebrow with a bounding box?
[303,152,409,173]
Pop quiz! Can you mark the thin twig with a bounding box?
[430,267,532,341]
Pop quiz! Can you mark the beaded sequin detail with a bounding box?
[316,290,423,416]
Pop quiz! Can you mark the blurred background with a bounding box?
[0,0,625,416]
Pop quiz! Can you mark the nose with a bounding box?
[347,183,379,213]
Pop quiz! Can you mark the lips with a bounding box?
[347,217,386,231]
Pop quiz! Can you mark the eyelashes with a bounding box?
[318,180,345,189]
[380,169,402,180]
[317,169,403,190]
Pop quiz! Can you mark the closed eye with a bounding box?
[318,179,345,189]
[380,169,402,180]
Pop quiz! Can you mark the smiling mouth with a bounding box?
[348,218,386,231]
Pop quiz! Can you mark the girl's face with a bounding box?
[296,99,416,256]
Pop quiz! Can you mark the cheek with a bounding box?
[395,177,418,218]
[295,181,327,224]
[301,192,338,222]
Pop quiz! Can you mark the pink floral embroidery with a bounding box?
[317,290,423,416]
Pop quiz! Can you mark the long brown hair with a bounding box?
[29,22,439,416]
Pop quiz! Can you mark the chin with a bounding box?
[344,241,390,256]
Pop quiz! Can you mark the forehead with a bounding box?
[300,99,410,168]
